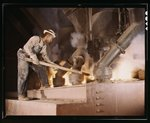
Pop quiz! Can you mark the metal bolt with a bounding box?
[96,109,100,112]
[96,103,104,106]
[96,91,102,94]
[96,109,104,113]
[96,96,100,100]
[96,96,104,100]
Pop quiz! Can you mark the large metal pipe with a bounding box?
[94,22,143,80]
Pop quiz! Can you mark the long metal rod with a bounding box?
[24,57,90,76]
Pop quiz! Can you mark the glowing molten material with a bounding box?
[111,56,135,80]
[48,68,57,88]
[63,71,72,86]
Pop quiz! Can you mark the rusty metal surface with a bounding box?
[114,81,145,115]
[57,82,96,115]
[57,80,144,116]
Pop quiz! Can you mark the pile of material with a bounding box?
[132,69,145,80]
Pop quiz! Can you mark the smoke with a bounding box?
[48,44,61,62]
[122,32,145,69]
[111,33,145,80]
[70,32,85,48]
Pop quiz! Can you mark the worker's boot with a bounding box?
[44,84,50,88]
[18,95,29,101]
[39,83,50,90]
[39,85,45,90]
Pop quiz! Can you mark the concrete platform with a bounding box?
[27,84,87,101]
[5,80,145,116]
[5,99,57,115]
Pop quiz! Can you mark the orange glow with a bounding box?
[63,68,94,86]
[48,68,57,88]
[63,71,72,86]
[47,63,94,86]
[81,75,87,84]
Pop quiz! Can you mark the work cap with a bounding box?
[43,29,56,38]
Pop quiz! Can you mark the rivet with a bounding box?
[96,103,100,106]
[96,91,102,94]
[96,96,104,100]
[96,109,104,113]
[96,96,100,100]
[96,109,100,112]
[96,103,104,106]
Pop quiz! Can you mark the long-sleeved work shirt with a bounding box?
[23,36,51,63]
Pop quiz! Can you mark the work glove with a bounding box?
[30,55,39,65]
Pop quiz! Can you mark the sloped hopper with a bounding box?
[6,80,144,116]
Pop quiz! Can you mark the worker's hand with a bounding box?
[18,53,26,60]
[47,60,55,65]
[30,55,39,65]
[47,61,59,70]
[32,59,39,65]
[17,49,26,60]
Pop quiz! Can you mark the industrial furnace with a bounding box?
[4,7,146,116]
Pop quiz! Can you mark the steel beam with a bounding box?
[5,80,144,116]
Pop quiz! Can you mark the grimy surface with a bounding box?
[5,80,144,116]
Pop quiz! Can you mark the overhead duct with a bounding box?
[94,22,143,81]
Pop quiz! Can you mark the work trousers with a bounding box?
[17,49,49,96]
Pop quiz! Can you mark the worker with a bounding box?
[17,29,56,100]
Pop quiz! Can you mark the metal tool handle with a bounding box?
[24,57,90,76]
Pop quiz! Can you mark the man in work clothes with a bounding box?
[17,29,56,100]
